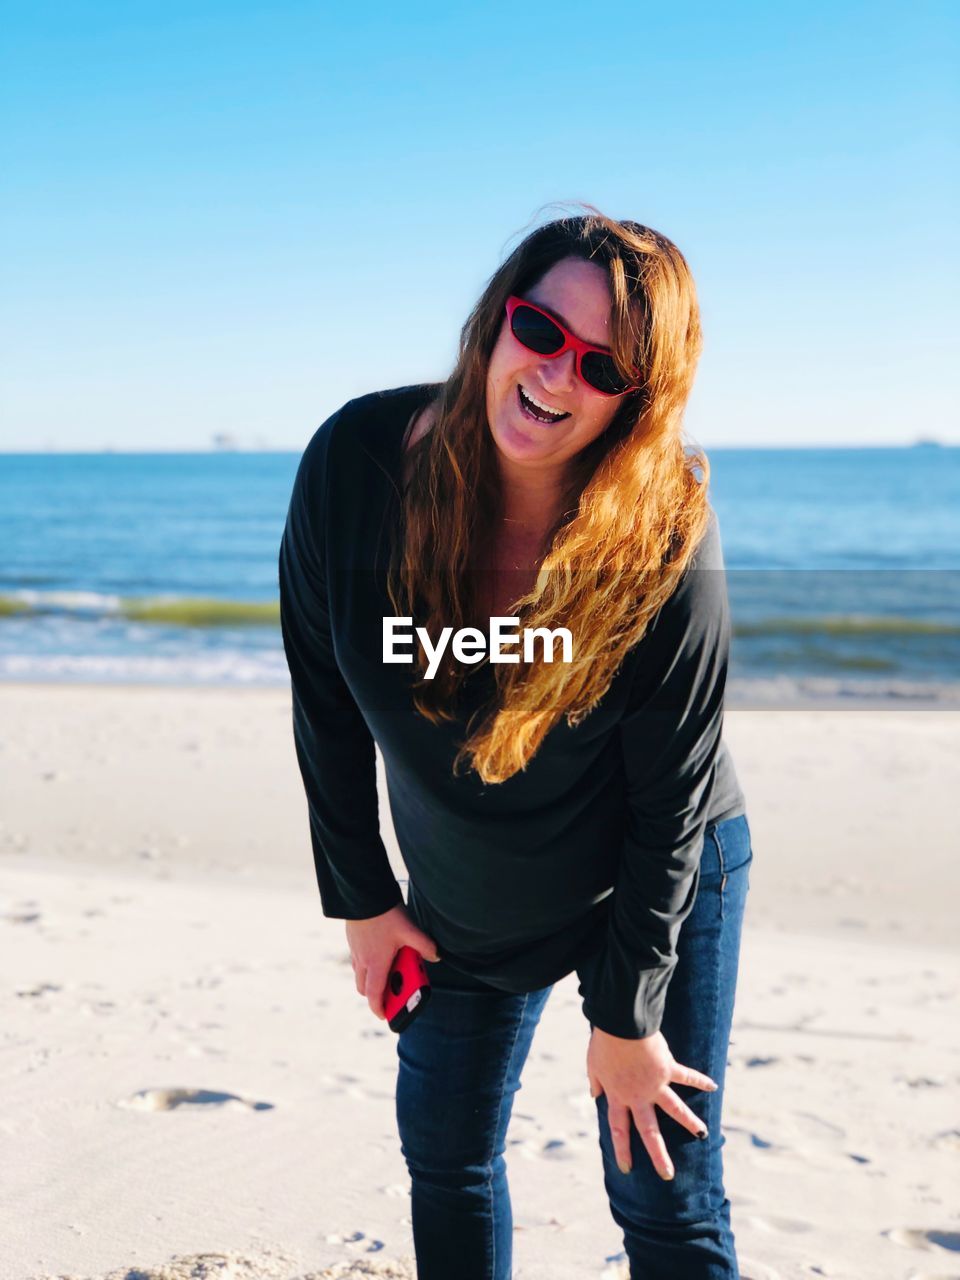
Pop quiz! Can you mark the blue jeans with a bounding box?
[395,813,753,1280]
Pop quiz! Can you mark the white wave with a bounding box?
[0,656,956,703]
[0,651,290,685]
[5,589,123,614]
[727,675,960,707]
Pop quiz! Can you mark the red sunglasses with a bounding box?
[505,295,640,397]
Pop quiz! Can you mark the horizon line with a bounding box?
[0,441,957,455]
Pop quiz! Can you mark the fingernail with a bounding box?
[617,1161,631,1175]
[697,1128,709,1140]
[661,1166,675,1181]
[706,1081,719,1091]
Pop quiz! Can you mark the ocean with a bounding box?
[1,443,958,706]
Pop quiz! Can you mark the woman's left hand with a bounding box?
[586,1026,717,1181]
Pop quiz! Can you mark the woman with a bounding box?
[279,208,752,1279]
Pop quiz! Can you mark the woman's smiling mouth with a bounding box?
[517,384,570,425]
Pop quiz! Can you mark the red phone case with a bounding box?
[384,944,432,1032]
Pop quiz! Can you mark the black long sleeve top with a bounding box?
[278,383,746,1039]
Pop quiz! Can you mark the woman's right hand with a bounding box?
[345,904,441,1021]
[587,1026,717,1180]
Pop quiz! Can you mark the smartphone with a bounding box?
[384,944,432,1032]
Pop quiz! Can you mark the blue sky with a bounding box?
[1,1,957,449]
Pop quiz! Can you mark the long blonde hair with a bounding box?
[388,205,711,784]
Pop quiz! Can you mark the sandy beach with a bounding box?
[2,684,958,1280]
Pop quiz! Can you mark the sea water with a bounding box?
[1,444,957,705]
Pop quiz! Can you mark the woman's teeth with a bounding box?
[517,384,570,425]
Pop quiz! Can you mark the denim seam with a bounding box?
[717,815,754,879]
[487,991,529,1280]
[709,825,726,1221]
[714,823,727,922]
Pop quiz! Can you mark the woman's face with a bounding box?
[485,255,624,472]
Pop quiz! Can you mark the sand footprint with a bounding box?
[116,1086,273,1111]
[508,1134,583,1161]
[319,1072,368,1099]
[931,1129,960,1152]
[540,1137,579,1160]
[792,1110,846,1140]
[324,1229,385,1253]
[743,1212,814,1235]
[600,1253,629,1278]
[15,982,60,998]
[887,1228,960,1253]
[81,998,118,1016]
[723,1123,781,1151]
[319,1072,393,1102]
